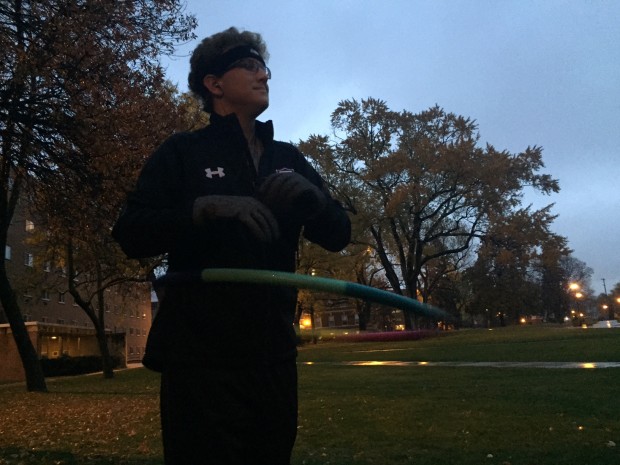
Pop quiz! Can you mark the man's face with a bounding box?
[214,57,271,118]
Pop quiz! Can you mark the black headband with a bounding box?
[206,45,266,76]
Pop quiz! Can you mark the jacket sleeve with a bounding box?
[295,155,351,252]
[112,135,194,259]
[304,197,351,252]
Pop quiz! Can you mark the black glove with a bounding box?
[257,172,327,222]
[193,195,280,243]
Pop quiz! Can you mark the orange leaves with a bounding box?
[300,97,561,314]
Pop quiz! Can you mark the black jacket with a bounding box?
[113,113,350,367]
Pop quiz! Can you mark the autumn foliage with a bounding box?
[300,98,567,328]
[0,0,196,390]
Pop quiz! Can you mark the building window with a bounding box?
[5,245,11,260]
[25,220,34,232]
[57,318,65,325]
[58,292,66,304]
[41,290,50,302]
[24,252,34,267]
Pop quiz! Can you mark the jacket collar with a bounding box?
[208,112,275,145]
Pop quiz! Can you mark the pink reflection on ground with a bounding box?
[299,361,620,369]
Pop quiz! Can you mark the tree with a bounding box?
[609,282,620,321]
[0,0,196,390]
[428,268,473,328]
[419,245,474,327]
[295,238,359,330]
[31,83,198,379]
[296,202,387,331]
[558,255,594,321]
[560,255,594,298]
[467,207,568,325]
[300,98,559,329]
[350,244,388,330]
[538,237,573,322]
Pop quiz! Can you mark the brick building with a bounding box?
[311,296,359,329]
[0,198,152,382]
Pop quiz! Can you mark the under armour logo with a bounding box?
[205,167,225,179]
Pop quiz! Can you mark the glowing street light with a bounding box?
[568,286,585,326]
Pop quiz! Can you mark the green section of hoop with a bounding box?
[200,268,448,320]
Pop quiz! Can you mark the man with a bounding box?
[112,27,350,465]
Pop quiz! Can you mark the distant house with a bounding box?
[312,296,359,329]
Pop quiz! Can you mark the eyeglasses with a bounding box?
[225,58,271,79]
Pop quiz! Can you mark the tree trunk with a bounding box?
[67,243,115,378]
[358,312,368,331]
[0,268,47,392]
[357,300,371,331]
[309,303,317,344]
[94,270,114,378]
[94,320,115,379]
[294,300,304,327]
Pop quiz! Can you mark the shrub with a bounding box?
[40,355,123,377]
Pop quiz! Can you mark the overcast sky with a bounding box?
[161,0,620,295]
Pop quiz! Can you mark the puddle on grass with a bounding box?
[300,361,620,369]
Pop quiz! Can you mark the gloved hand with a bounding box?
[257,172,327,222]
[193,195,280,243]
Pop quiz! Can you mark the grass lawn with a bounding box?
[1,326,619,464]
[0,368,162,465]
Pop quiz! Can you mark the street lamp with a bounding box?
[565,283,580,323]
[572,291,585,326]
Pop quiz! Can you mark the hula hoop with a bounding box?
[185,268,449,320]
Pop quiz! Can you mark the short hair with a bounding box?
[188,27,269,113]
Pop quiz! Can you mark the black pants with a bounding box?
[160,360,298,465]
